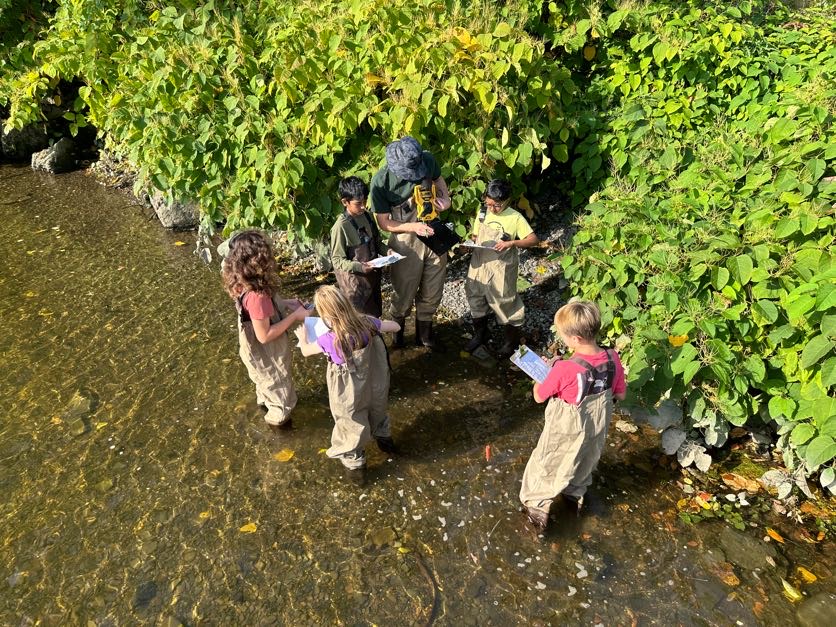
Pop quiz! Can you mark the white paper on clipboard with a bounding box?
[460,240,496,250]
[304,317,331,343]
[366,253,406,268]
[510,345,550,384]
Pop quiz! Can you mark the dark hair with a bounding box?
[338,176,369,202]
[221,230,280,298]
[485,179,512,202]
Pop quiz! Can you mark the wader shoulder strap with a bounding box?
[346,211,380,257]
[569,349,616,402]
[237,291,251,324]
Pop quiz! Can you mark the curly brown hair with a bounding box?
[221,230,281,298]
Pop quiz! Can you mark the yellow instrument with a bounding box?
[413,180,438,222]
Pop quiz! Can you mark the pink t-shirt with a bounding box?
[242,292,275,320]
[317,318,383,365]
[538,349,626,405]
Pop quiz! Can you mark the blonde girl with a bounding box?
[222,230,311,429]
[298,285,400,471]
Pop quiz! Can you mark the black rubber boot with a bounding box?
[497,324,522,359]
[393,317,406,348]
[465,316,489,353]
[416,319,444,351]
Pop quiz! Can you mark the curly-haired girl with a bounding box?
[222,230,311,429]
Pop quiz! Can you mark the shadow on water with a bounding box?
[1,165,833,625]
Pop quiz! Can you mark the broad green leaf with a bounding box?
[805,436,836,468]
[806,158,826,181]
[773,218,798,238]
[785,294,816,324]
[752,300,779,325]
[711,267,730,290]
[800,334,835,370]
[790,423,815,446]
[727,255,753,285]
[822,357,836,388]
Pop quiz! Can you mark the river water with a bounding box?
[1,164,833,625]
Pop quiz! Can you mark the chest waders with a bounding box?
[325,334,392,470]
[519,350,616,518]
[235,292,297,426]
[334,211,383,317]
[464,218,525,355]
[387,179,447,349]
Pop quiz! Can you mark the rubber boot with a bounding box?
[465,316,489,353]
[393,316,406,348]
[497,324,522,359]
[416,318,442,351]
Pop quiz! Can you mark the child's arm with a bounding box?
[379,319,401,333]
[294,326,324,357]
[494,232,539,252]
[614,390,626,401]
[532,382,548,404]
[252,305,310,344]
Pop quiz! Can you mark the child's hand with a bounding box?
[293,325,307,344]
[493,240,515,252]
[292,304,312,320]
[541,355,558,367]
[361,262,376,273]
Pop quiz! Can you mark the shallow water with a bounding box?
[1,165,833,625]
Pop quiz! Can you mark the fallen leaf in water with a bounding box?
[95,422,108,430]
[318,448,327,454]
[721,473,760,493]
[174,241,187,246]
[239,522,257,533]
[817,531,825,542]
[781,578,803,602]
[753,601,765,618]
[694,495,712,510]
[51,416,62,425]
[535,266,547,274]
[273,449,295,462]
[797,566,817,583]
[397,546,411,554]
[38,309,53,317]
[766,528,785,544]
[668,334,688,347]
[24,291,36,298]
[198,511,211,519]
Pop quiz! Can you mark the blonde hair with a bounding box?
[554,301,601,341]
[313,285,377,362]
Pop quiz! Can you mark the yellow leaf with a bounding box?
[199,511,211,519]
[518,195,531,213]
[797,566,817,583]
[397,546,411,554]
[364,72,385,86]
[38,309,53,317]
[668,334,688,347]
[318,448,328,454]
[24,291,36,298]
[535,266,547,274]
[721,571,740,587]
[51,416,62,425]
[694,496,712,510]
[766,528,785,544]
[273,449,295,462]
[583,44,597,61]
[174,241,187,246]
[239,522,257,533]
[676,498,689,509]
[781,578,803,602]
[95,422,108,430]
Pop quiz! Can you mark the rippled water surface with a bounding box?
[1,165,833,625]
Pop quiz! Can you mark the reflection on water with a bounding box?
[1,165,832,624]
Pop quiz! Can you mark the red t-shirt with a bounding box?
[242,291,275,320]
[539,349,626,405]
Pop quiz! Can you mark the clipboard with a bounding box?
[416,219,461,255]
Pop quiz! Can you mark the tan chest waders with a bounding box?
[325,334,392,469]
[236,292,297,426]
[465,219,524,326]
[519,351,616,513]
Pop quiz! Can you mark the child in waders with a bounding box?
[464,179,539,358]
[329,176,386,316]
[519,301,626,531]
[222,230,312,430]
[296,285,400,471]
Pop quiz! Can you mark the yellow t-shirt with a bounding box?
[470,207,533,241]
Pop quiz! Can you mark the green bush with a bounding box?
[2,0,576,237]
[557,0,836,487]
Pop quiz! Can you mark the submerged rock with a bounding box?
[149,189,199,230]
[31,138,75,173]
[796,592,836,627]
[718,526,777,571]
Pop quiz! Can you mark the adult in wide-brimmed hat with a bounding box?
[369,136,452,350]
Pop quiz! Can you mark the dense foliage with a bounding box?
[1,0,574,237]
[2,0,834,488]
[555,1,836,488]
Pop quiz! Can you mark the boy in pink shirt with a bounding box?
[519,301,626,531]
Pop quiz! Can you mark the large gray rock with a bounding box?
[149,189,199,230]
[1,121,49,161]
[796,592,836,627]
[717,526,777,571]
[31,137,75,173]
